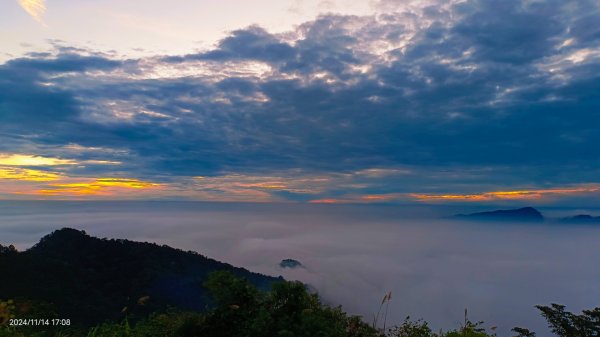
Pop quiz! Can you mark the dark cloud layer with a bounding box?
[2,0,600,199]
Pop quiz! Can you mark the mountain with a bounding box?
[0,228,282,325]
[454,207,544,222]
[560,214,600,224]
[279,258,303,269]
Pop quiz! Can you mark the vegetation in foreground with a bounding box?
[2,271,599,337]
[2,229,599,336]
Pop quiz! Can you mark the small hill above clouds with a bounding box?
[0,228,282,326]
[454,207,544,222]
[279,258,303,269]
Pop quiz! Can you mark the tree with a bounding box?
[535,304,600,337]
[511,327,536,337]
[387,317,433,337]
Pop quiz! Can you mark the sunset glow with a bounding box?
[0,167,61,182]
[309,199,345,204]
[15,178,165,197]
[409,186,600,202]
[0,154,76,166]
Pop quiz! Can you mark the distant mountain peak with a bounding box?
[455,207,544,222]
[280,259,303,269]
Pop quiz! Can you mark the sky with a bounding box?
[2,0,600,204]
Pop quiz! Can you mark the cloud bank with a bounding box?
[2,0,600,204]
[3,201,600,336]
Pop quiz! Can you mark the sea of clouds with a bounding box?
[2,201,600,336]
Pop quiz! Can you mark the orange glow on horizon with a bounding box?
[309,198,344,204]
[410,186,600,202]
[53,178,161,189]
[0,167,62,182]
[24,178,164,197]
[361,195,392,201]
[235,182,288,189]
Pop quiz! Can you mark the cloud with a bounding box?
[12,177,164,198]
[409,185,600,202]
[163,26,295,64]
[4,202,600,335]
[35,178,163,196]
[0,154,77,166]
[0,167,61,182]
[309,198,344,204]
[2,0,600,203]
[17,0,46,25]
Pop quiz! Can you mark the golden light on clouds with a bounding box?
[0,154,122,168]
[410,186,600,202]
[17,0,46,24]
[0,167,61,182]
[3,176,164,198]
[360,195,394,201]
[39,178,163,196]
[305,185,600,204]
[183,172,352,203]
[84,160,122,165]
[0,154,76,166]
[235,182,288,189]
[192,173,333,195]
[309,198,344,204]
[3,159,599,203]
[308,193,405,204]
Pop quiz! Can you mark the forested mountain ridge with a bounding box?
[0,228,281,325]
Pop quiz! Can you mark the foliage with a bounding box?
[0,300,16,325]
[443,324,494,337]
[3,230,600,337]
[387,317,433,337]
[535,304,600,337]
[197,271,380,337]
[0,272,381,337]
[443,313,496,337]
[386,312,499,337]
[511,327,536,337]
[2,271,600,337]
